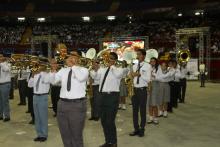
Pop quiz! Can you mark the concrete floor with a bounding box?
[0,81,220,147]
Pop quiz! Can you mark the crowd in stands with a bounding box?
[0,18,220,53]
[0,26,25,44]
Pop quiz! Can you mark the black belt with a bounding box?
[101,92,119,94]
[60,97,86,102]
[0,82,11,85]
[34,93,49,96]
[134,87,147,90]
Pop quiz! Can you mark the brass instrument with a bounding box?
[177,49,191,64]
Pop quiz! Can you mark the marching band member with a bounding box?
[26,69,35,124]
[168,60,181,112]
[50,55,88,147]
[148,57,160,125]
[28,64,51,142]
[89,60,101,121]
[91,52,124,147]
[50,60,61,117]
[199,62,206,87]
[0,55,11,122]
[129,49,151,137]
[157,62,175,117]
[119,60,129,110]
[179,63,188,103]
[173,60,181,108]
[17,66,29,106]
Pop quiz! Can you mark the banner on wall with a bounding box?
[186,58,199,80]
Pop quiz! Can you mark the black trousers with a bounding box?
[27,87,34,120]
[169,82,180,109]
[200,73,205,87]
[90,85,101,119]
[180,78,187,102]
[9,77,14,99]
[18,79,27,104]
[51,85,61,114]
[100,92,119,144]
[168,82,175,112]
[132,87,147,131]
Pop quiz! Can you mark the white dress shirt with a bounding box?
[18,69,30,80]
[173,68,181,82]
[0,62,11,83]
[28,72,51,94]
[180,66,187,79]
[90,70,100,86]
[132,61,151,88]
[90,65,124,92]
[50,66,89,99]
[156,67,175,82]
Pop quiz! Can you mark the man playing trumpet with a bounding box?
[0,55,11,122]
[50,55,89,147]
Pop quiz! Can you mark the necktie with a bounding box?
[36,74,41,92]
[20,70,22,78]
[136,62,141,84]
[100,67,110,93]
[29,72,32,80]
[67,69,72,92]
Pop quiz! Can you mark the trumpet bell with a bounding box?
[177,49,191,64]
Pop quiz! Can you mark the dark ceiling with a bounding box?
[0,0,220,18]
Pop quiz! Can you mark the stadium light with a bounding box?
[18,17,25,21]
[178,13,182,17]
[37,17,46,22]
[107,16,116,21]
[82,16,90,22]
[195,12,200,16]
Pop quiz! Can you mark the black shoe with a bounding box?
[88,117,95,121]
[93,117,99,121]
[3,118,10,122]
[29,120,34,124]
[26,111,30,113]
[99,143,109,147]
[39,137,47,142]
[129,130,140,136]
[0,117,3,120]
[34,137,41,142]
[138,130,145,137]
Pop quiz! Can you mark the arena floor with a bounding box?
[0,81,220,147]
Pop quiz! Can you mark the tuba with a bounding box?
[177,49,191,64]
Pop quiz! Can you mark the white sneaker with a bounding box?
[147,116,153,124]
[118,104,122,109]
[163,111,168,118]
[121,104,126,110]
[159,111,163,117]
[153,117,159,125]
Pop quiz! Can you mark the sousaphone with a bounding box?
[145,49,158,63]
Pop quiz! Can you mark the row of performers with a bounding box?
[0,49,187,147]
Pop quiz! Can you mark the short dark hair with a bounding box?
[110,52,118,60]
[137,49,146,56]
[77,50,82,57]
